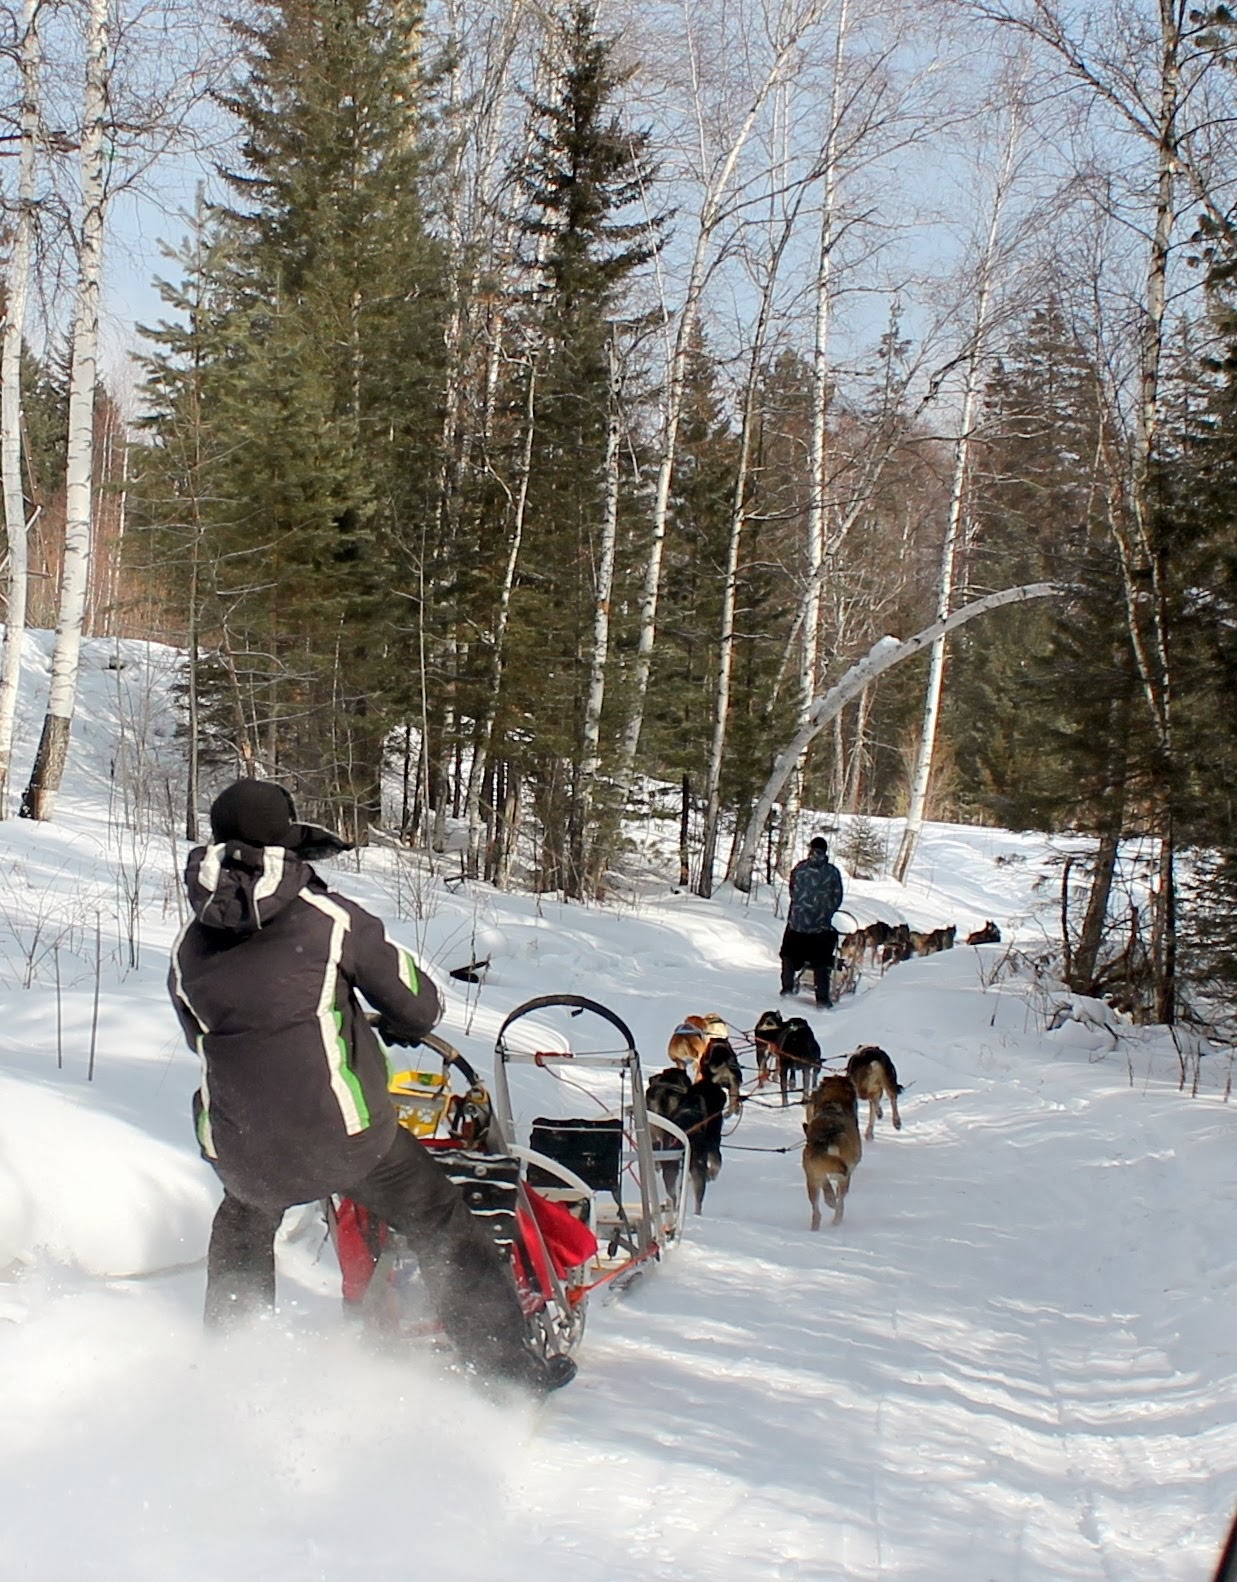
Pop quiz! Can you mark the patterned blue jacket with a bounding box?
[787,851,844,933]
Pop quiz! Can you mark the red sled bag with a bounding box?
[524,1186,598,1273]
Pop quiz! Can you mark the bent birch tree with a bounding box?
[731,581,1059,892]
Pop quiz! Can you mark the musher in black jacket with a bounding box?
[169,778,573,1394]
[780,836,844,1006]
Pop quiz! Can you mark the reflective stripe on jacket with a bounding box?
[169,841,441,1207]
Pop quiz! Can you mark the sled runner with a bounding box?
[491,994,689,1296]
[325,1029,594,1365]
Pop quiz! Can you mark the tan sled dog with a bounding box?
[802,1075,862,1230]
[667,1014,730,1074]
[844,1045,903,1141]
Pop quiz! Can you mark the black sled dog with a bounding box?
[644,1067,727,1214]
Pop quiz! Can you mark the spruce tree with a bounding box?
[1166,301,1237,1021]
[135,0,447,838]
[496,0,669,893]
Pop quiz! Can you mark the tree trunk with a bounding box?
[184,531,200,841]
[783,0,850,859]
[23,0,109,822]
[614,9,824,799]
[679,774,691,889]
[1154,811,1176,1026]
[893,99,1018,883]
[573,329,622,896]
[464,354,538,876]
[698,196,805,896]
[842,686,873,813]
[0,0,42,819]
[1072,828,1122,991]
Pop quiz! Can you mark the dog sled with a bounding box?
[324,1028,595,1366]
[788,909,861,1003]
[491,994,690,1296]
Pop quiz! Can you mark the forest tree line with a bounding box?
[3,0,1237,1031]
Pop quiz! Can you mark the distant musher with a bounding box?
[780,836,844,1007]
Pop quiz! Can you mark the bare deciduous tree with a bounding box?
[22,0,109,822]
[0,0,43,818]
[894,85,1029,882]
[614,0,830,802]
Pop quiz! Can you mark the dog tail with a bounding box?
[804,1147,851,1179]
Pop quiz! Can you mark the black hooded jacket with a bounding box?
[168,840,442,1208]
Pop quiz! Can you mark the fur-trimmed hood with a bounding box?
[184,841,318,935]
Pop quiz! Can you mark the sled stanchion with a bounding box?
[493,994,686,1290]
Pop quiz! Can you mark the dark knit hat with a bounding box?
[808,835,829,855]
[209,780,297,847]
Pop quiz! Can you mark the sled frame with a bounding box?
[492,993,683,1293]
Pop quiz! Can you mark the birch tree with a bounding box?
[574,326,623,893]
[729,12,971,874]
[613,0,829,802]
[425,0,539,860]
[0,0,43,818]
[893,89,1027,882]
[695,193,804,897]
[462,347,538,884]
[778,0,852,860]
[21,0,109,822]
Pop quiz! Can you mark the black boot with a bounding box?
[347,1130,577,1393]
[492,1347,578,1397]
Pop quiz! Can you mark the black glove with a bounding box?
[374,1018,421,1050]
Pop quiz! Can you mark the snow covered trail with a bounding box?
[4,949,1234,1582]
[0,630,1233,1582]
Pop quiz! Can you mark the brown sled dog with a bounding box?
[844,1046,903,1141]
[802,1074,862,1230]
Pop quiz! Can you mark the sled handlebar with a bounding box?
[366,1014,482,1088]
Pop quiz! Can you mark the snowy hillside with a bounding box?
[0,629,1234,1582]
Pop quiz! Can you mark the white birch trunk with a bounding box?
[1109,0,1176,750]
[695,376,753,899]
[732,582,1059,890]
[891,104,1019,883]
[781,0,850,860]
[461,38,552,873]
[22,0,110,822]
[463,356,538,879]
[574,331,622,889]
[0,0,42,818]
[697,193,805,896]
[615,0,827,796]
[842,684,873,812]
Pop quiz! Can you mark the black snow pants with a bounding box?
[779,925,838,1004]
[205,1126,534,1378]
